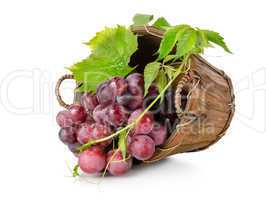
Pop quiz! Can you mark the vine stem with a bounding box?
[161,64,176,71]
[79,123,134,151]
[79,56,189,152]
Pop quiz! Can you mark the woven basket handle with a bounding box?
[55,74,74,109]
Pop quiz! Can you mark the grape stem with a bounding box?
[161,64,176,71]
[79,56,190,152]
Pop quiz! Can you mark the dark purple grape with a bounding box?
[78,146,106,174]
[129,135,155,160]
[148,84,159,96]
[96,81,116,106]
[107,150,132,176]
[117,92,143,110]
[68,104,87,124]
[80,93,98,112]
[149,123,167,146]
[56,111,74,128]
[109,77,128,96]
[128,109,154,134]
[59,127,77,144]
[126,73,144,95]
[68,142,82,154]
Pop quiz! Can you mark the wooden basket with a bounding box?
[55,26,235,163]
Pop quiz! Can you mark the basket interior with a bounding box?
[128,33,190,133]
[129,34,161,73]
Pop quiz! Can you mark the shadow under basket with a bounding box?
[55,26,235,163]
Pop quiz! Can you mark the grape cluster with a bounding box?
[56,73,169,176]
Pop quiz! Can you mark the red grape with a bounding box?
[80,93,98,112]
[117,93,143,110]
[56,111,74,128]
[149,123,167,146]
[59,127,77,144]
[92,104,109,125]
[78,146,106,174]
[106,103,128,127]
[68,104,87,124]
[128,109,154,134]
[107,150,132,176]
[129,135,155,160]
[77,123,111,147]
[126,73,144,95]
[76,123,94,144]
[96,81,115,106]
[109,77,128,96]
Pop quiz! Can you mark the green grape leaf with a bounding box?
[163,55,176,64]
[164,66,175,80]
[144,62,161,96]
[192,29,209,54]
[87,25,138,65]
[202,29,232,53]
[197,30,209,48]
[133,14,153,26]
[153,17,171,30]
[118,129,127,160]
[157,24,191,60]
[155,69,168,103]
[70,26,138,92]
[72,57,134,93]
[176,29,197,59]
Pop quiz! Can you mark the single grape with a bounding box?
[78,146,106,174]
[68,104,87,124]
[107,150,132,176]
[148,84,159,96]
[96,81,115,106]
[80,93,98,112]
[68,142,82,154]
[77,123,111,147]
[128,109,154,134]
[106,103,128,127]
[149,123,167,146]
[56,110,74,128]
[109,77,128,96]
[92,104,109,125]
[126,73,144,95]
[129,135,155,160]
[116,92,143,110]
[76,123,94,144]
[58,127,77,144]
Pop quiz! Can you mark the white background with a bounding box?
[0,0,265,199]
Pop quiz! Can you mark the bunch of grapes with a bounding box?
[56,73,172,176]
